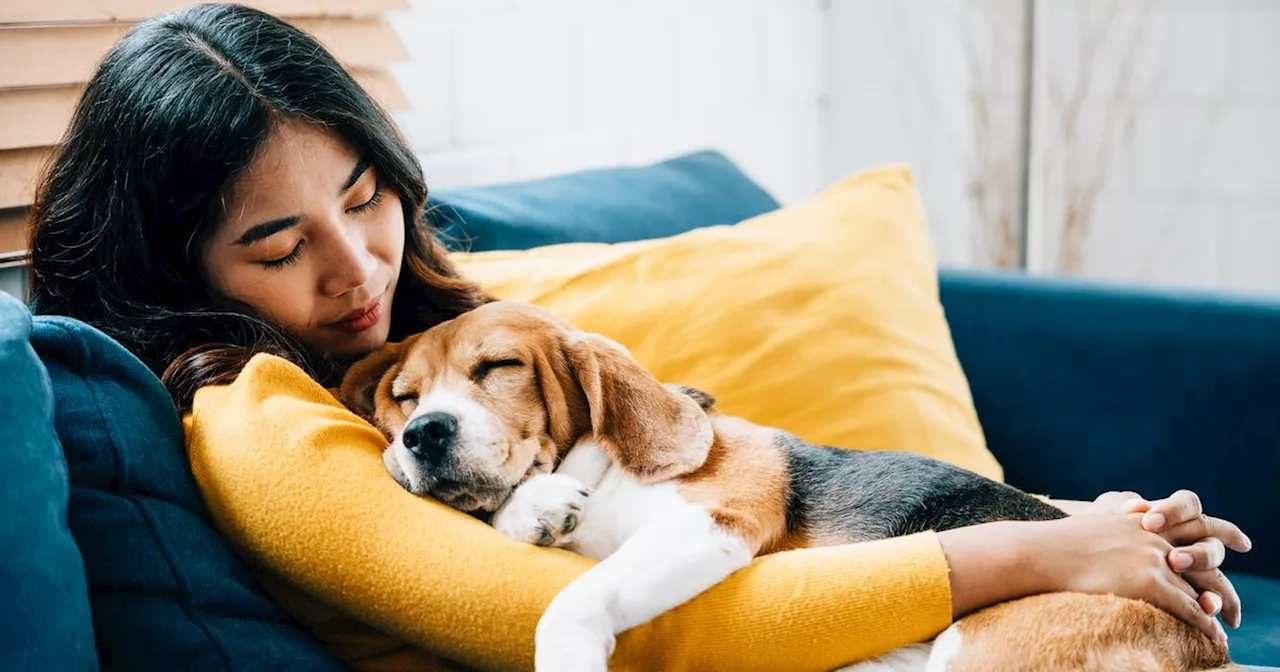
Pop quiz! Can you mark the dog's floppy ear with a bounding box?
[564,334,713,482]
[339,336,417,419]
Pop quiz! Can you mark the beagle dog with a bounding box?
[340,300,1232,672]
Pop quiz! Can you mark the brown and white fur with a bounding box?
[340,300,1233,672]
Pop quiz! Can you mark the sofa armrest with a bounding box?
[939,270,1280,578]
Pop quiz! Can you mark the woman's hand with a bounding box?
[941,513,1224,644]
[1023,512,1231,644]
[1079,489,1252,628]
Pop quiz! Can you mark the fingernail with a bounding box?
[1144,512,1165,531]
[1243,534,1253,552]
[1172,551,1193,570]
[1206,592,1222,614]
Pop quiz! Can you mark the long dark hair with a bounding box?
[28,3,486,411]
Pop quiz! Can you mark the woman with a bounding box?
[27,4,1249,670]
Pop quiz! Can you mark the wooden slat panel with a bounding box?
[351,69,408,112]
[0,71,409,207]
[0,69,406,150]
[292,17,408,69]
[0,86,83,150]
[0,0,407,25]
[0,208,30,257]
[0,17,406,89]
[0,148,51,210]
[0,24,128,89]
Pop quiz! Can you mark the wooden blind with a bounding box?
[0,0,409,265]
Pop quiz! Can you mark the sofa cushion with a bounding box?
[0,293,96,671]
[30,315,345,671]
[451,165,1002,480]
[429,150,780,252]
[1230,572,1280,666]
[939,270,1280,579]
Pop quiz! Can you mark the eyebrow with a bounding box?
[234,216,299,246]
[342,157,372,193]
[233,158,372,246]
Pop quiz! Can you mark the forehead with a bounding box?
[221,122,362,224]
[398,322,525,372]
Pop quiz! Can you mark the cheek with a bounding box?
[373,404,410,443]
[479,383,545,458]
[203,249,315,329]
[374,194,406,272]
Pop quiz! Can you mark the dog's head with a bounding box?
[339,301,714,514]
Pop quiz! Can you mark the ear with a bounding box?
[565,335,713,483]
[338,336,417,419]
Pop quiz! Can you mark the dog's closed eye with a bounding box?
[392,390,418,413]
[471,358,524,382]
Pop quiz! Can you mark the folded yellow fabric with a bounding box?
[452,164,1001,480]
[185,165,984,670]
[187,354,952,672]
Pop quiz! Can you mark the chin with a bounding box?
[316,323,392,361]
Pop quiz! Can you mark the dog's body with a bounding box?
[341,301,1231,672]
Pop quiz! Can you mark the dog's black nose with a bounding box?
[402,411,458,458]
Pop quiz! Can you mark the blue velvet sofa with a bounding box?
[1,151,1275,669]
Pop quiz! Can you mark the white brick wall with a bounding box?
[1028,0,1280,295]
[824,1,1031,270]
[310,1,1270,296]
[389,0,829,206]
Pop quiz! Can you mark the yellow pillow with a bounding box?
[451,165,1002,481]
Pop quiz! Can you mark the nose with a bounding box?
[321,226,376,298]
[402,411,458,459]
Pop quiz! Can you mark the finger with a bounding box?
[1092,491,1147,513]
[1169,538,1226,572]
[1207,516,1253,553]
[1168,567,1199,601]
[1095,490,1142,506]
[1143,490,1201,532]
[1158,579,1227,645]
[1185,570,1242,629]
[1164,516,1252,553]
[1123,499,1151,514]
[1198,590,1222,617]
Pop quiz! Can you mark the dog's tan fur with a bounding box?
[676,413,799,554]
[950,593,1232,672]
[341,301,1234,672]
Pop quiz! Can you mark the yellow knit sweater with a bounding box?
[184,353,954,672]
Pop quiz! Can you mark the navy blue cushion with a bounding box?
[429,150,780,252]
[1231,573,1280,666]
[939,269,1280,579]
[0,294,96,671]
[30,316,345,671]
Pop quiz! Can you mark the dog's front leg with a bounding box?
[535,503,754,672]
[491,473,590,547]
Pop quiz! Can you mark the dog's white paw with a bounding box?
[535,610,614,672]
[492,473,589,547]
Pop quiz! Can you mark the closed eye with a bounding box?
[392,392,417,404]
[471,358,524,381]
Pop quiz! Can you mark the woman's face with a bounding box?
[202,121,405,360]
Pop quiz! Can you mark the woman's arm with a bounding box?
[187,354,956,672]
[186,354,1241,671]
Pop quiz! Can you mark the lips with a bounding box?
[328,297,383,333]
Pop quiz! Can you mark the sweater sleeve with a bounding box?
[185,353,954,672]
